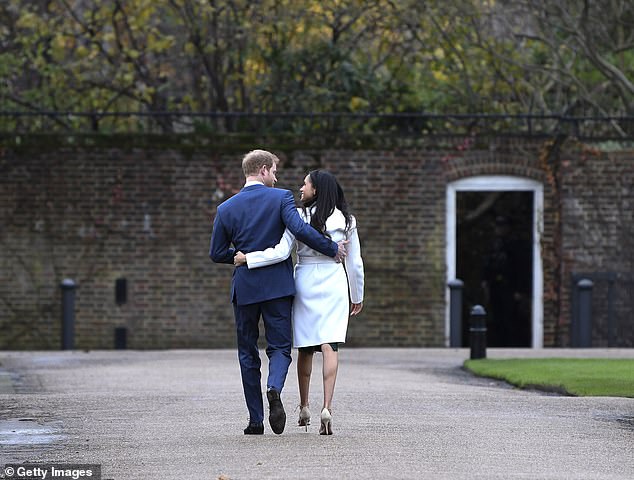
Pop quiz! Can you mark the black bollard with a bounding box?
[114,327,127,349]
[114,278,128,349]
[448,279,464,347]
[577,279,593,348]
[61,278,76,350]
[469,305,487,359]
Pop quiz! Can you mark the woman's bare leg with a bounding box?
[321,344,338,410]
[297,350,313,407]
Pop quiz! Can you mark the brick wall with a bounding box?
[1,135,632,349]
[559,144,634,346]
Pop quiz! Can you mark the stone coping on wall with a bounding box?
[0,132,568,153]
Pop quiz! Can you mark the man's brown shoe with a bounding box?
[267,389,286,434]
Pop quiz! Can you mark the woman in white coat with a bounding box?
[234,170,364,435]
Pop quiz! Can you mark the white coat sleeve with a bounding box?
[245,228,296,269]
[344,217,364,304]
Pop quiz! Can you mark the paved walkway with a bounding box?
[1,348,633,480]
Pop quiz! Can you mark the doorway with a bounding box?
[446,176,544,348]
[457,191,533,347]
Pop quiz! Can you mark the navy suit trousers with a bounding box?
[233,296,293,423]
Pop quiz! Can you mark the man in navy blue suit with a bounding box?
[210,149,347,435]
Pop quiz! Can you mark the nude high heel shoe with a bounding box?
[298,405,311,431]
[319,407,333,435]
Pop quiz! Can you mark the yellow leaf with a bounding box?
[349,96,369,111]
[432,70,448,82]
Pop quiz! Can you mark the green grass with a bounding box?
[464,358,634,397]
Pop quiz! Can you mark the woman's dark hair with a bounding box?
[303,170,352,237]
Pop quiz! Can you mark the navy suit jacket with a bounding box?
[209,184,338,306]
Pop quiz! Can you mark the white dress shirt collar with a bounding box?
[244,180,264,188]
